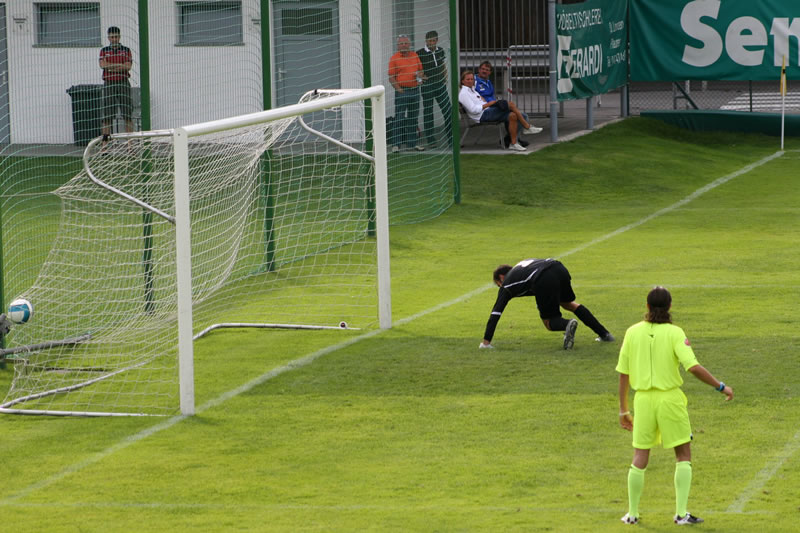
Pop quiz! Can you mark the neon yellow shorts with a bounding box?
[632,388,692,449]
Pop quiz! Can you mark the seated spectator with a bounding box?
[459,70,528,151]
[475,61,542,147]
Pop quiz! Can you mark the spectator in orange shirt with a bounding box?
[388,35,425,152]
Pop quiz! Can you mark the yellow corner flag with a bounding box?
[780,55,787,96]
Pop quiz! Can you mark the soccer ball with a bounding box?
[7,298,33,324]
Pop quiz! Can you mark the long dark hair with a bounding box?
[645,286,672,323]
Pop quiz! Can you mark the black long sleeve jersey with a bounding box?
[482,258,558,342]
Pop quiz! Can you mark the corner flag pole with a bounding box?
[780,55,787,150]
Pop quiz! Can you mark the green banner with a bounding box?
[631,0,800,81]
[556,0,628,101]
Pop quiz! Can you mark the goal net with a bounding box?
[0,86,390,417]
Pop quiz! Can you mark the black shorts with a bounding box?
[103,82,132,123]
[532,261,576,320]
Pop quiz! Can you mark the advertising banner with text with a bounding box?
[631,0,800,81]
[556,0,628,101]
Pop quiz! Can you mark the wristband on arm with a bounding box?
[717,381,726,392]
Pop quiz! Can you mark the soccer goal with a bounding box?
[0,86,390,417]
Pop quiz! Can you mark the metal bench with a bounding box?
[459,103,505,148]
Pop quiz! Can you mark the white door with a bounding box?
[273,0,341,108]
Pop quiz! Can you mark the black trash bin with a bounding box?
[66,84,104,146]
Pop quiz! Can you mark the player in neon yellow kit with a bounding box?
[616,287,733,526]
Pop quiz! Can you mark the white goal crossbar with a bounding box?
[0,86,390,417]
[173,86,391,415]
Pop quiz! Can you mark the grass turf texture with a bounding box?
[1,118,799,531]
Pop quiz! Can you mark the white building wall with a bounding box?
[4,0,446,145]
[5,0,265,144]
[7,0,140,144]
[148,0,263,130]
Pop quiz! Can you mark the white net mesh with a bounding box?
[0,2,454,413]
[378,0,457,223]
[1,90,383,416]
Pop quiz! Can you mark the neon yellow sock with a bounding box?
[627,464,646,518]
[674,461,693,517]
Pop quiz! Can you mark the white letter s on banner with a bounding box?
[681,0,723,68]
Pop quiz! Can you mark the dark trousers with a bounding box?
[103,81,132,124]
[532,262,576,320]
[392,87,420,148]
[421,82,451,145]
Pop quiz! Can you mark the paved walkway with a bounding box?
[459,91,626,155]
[2,92,627,159]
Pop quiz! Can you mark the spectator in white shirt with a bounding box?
[459,70,535,151]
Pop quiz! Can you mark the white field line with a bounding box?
[558,150,784,258]
[727,428,800,513]
[0,150,786,506]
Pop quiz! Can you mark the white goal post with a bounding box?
[173,86,391,416]
[1,86,390,417]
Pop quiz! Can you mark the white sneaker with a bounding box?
[674,513,703,525]
[508,142,526,152]
[620,513,639,525]
[523,126,543,135]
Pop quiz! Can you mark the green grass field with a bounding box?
[1,118,798,532]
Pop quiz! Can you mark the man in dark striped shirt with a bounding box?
[416,30,451,148]
[480,258,613,350]
[99,26,134,139]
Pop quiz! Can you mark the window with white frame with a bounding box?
[177,1,243,46]
[35,2,101,47]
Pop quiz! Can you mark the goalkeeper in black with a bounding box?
[480,258,614,350]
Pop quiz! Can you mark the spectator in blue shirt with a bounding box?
[476,61,542,147]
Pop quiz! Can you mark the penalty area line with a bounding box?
[1,150,783,505]
[727,427,800,513]
[0,329,383,505]
[1,286,492,505]
[557,150,784,259]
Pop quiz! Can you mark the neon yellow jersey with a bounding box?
[615,321,699,391]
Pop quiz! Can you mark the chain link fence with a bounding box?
[459,0,552,117]
[630,80,799,114]
[458,1,798,119]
